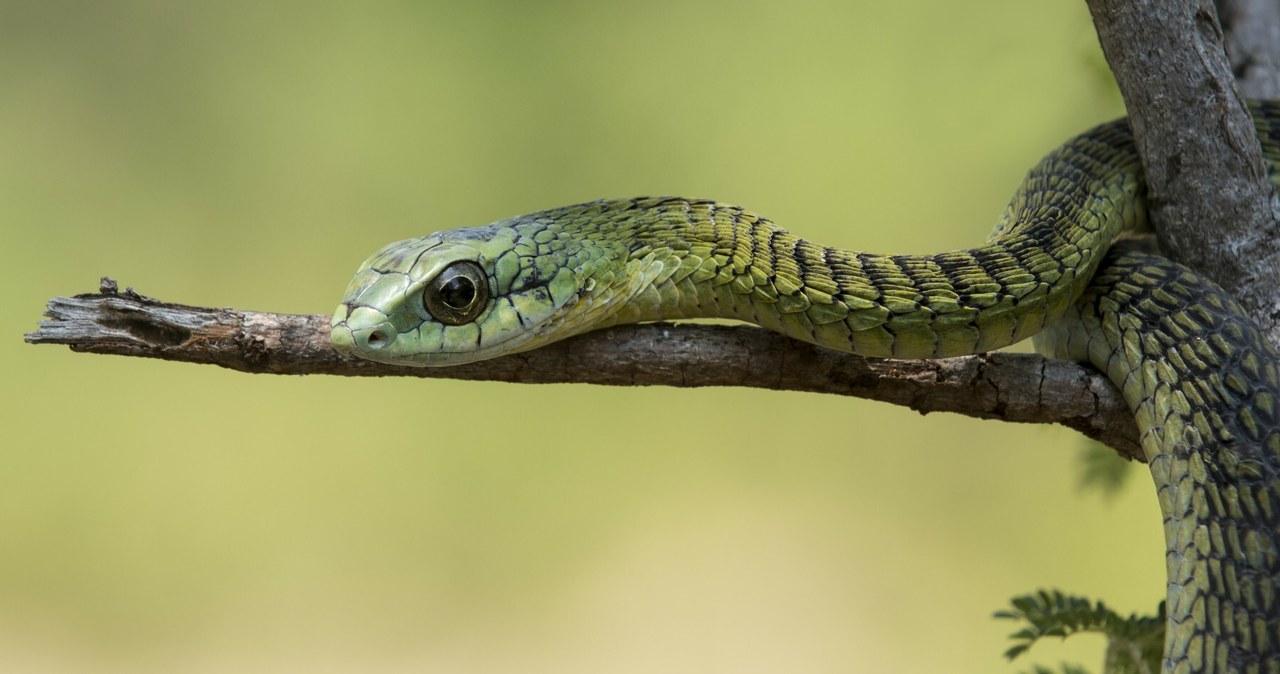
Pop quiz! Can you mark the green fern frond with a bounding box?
[996,590,1164,674]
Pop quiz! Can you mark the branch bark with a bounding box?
[1087,0,1280,348]
[1217,0,1280,98]
[24,279,1142,460]
[23,3,1280,466]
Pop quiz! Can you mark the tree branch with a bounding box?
[25,279,1142,460]
[1217,0,1280,98]
[27,4,1280,466]
[1087,0,1280,348]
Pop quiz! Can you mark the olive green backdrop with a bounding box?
[3,1,1162,672]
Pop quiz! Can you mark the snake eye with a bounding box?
[423,261,489,325]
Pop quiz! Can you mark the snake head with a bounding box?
[330,210,639,366]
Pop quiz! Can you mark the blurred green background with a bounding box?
[2,1,1162,672]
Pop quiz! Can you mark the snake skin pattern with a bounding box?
[332,102,1280,672]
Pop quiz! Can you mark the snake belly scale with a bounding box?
[331,102,1280,673]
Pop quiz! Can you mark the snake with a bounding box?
[330,101,1280,673]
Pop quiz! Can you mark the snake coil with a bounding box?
[333,102,1280,673]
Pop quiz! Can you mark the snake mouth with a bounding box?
[330,304,400,358]
[331,300,528,366]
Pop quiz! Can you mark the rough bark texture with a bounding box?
[25,279,1142,459]
[24,3,1280,466]
[1217,0,1280,98]
[1088,0,1280,348]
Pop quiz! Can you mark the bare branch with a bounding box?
[39,4,1280,466]
[1087,0,1280,348]
[25,279,1142,460]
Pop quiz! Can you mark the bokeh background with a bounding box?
[3,1,1163,672]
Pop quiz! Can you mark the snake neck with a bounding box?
[332,101,1280,671]
[586,119,1147,358]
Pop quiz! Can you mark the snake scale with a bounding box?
[331,101,1280,672]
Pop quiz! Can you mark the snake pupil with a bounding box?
[441,277,475,309]
[422,261,490,326]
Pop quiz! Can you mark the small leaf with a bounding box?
[1077,439,1133,498]
[1004,644,1030,660]
[997,589,1163,672]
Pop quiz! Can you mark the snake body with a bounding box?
[331,102,1280,672]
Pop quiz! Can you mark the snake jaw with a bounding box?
[328,312,357,354]
[330,304,400,357]
[331,221,632,366]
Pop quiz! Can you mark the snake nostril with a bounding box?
[366,330,389,349]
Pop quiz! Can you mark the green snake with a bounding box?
[331,102,1280,672]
